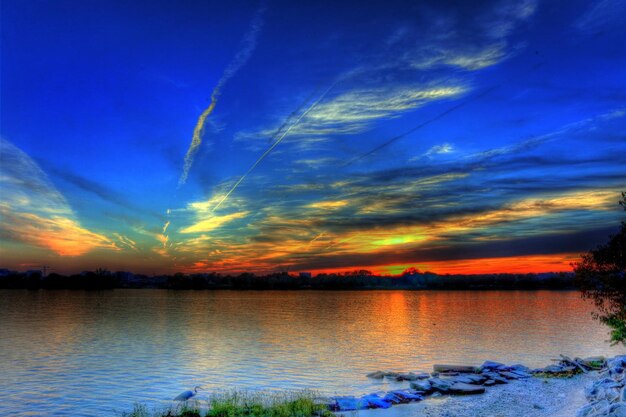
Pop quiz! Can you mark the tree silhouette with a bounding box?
[574,192,626,345]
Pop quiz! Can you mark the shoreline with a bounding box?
[119,356,617,417]
[353,372,595,417]
[0,270,577,291]
[326,357,608,415]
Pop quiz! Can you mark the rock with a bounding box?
[453,375,477,384]
[585,377,622,402]
[467,374,488,384]
[362,394,392,409]
[481,360,505,370]
[448,382,486,395]
[453,374,487,385]
[331,396,368,411]
[387,390,423,403]
[492,375,509,384]
[383,371,400,378]
[509,370,533,378]
[383,392,403,404]
[484,379,496,386]
[608,403,626,417]
[577,400,611,417]
[499,371,521,380]
[366,371,385,379]
[608,356,626,370]
[429,378,453,393]
[410,380,432,392]
[511,364,530,372]
[483,372,509,384]
[576,355,626,417]
[433,364,477,373]
[396,372,429,381]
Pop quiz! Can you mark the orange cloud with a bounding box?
[0,138,116,257]
[310,253,580,276]
[0,208,116,256]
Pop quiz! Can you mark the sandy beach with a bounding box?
[351,372,596,417]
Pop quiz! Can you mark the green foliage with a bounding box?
[123,403,151,417]
[120,390,332,417]
[574,191,626,345]
[587,360,605,368]
[533,369,582,379]
[205,390,331,417]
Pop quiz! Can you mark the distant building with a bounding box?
[299,272,312,279]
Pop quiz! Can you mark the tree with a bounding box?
[574,192,626,345]
[402,267,421,276]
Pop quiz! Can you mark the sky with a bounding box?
[1,0,625,276]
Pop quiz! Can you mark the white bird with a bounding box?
[173,386,202,401]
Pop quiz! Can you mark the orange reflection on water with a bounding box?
[2,289,623,417]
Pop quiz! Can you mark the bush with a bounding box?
[574,192,626,345]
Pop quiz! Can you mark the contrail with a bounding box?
[265,86,323,145]
[344,85,499,167]
[178,5,266,186]
[211,83,336,212]
[344,62,545,167]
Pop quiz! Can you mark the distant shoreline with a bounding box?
[0,269,577,291]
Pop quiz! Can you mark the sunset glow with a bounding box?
[1,0,625,275]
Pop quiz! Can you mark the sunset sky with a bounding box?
[1,0,625,275]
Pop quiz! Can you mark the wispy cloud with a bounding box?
[290,85,466,137]
[306,200,349,210]
[180,211,249,234]
[178,5,266,186]
[208,82,337,213]
[419,143,455,159]
[575,0,626,32]
[0,138,116,256]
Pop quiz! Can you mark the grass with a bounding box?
[533,368,584,379]
[121,389,334,417]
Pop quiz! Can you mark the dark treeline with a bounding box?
[0,268,575,290]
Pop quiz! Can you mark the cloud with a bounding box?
[0,138,116,256]
[179,5,266,186]
[234,0,538,153]
[287,226,615,272]
[47,165,161,219]
[306,200,349,210]
[411,43,509,71]
[180,211,249,234]
[421,143,455,159]
[575,0,626,32]
[207,82,337,214]
[289,85,466,137]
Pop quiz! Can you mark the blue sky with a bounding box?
[1,0,625,274]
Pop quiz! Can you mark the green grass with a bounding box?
[533,368,583,379]
[121,390,334,417]
[587,360,605,368]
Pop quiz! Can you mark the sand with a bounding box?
[348,372,596,417]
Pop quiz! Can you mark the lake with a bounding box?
[0,290,622,416]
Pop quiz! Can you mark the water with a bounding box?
[0,290,623,416]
